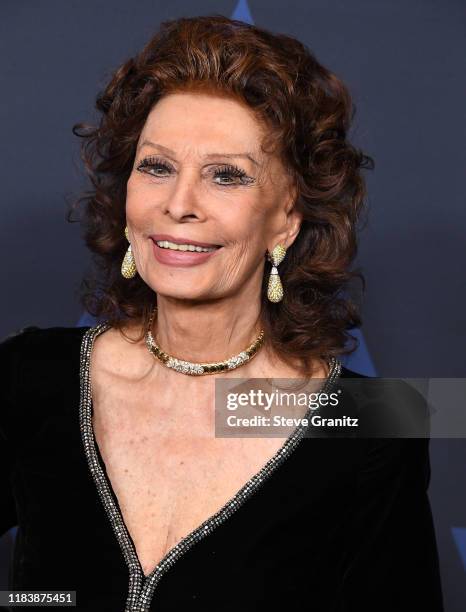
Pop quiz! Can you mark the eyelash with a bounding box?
[136,155,253,186]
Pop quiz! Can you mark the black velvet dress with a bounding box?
[0,325,444,611]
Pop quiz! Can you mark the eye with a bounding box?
[136,156,172,177]
[213,164,254,186]
[135,156,254,186]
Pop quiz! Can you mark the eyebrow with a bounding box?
[137,139,260,166]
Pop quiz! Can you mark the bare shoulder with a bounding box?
[92,321,150,380]
[260,345,331,380]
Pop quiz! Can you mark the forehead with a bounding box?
[138,91,266,157]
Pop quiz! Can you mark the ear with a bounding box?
[270,187,303,251]
[283,203,303,249]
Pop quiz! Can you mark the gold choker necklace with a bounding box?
[144,306,265,376]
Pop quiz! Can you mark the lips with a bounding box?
[149,234,222,248]
[150,236,222,267]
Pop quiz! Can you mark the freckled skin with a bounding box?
[126,92,301,308]
[124,91,304,366]
[90,91,329,577]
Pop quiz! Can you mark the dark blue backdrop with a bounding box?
[1,1,465,610]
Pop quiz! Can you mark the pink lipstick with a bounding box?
[149,234,222,267]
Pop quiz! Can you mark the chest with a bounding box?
[90,383,286,577]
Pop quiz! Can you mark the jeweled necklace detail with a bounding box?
[144,306,265,376]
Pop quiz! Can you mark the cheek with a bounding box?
[221,204,270,251]
[223,192,264,228]
[125,178,137,214]
[125,176,153,218]
[124,181,157,265]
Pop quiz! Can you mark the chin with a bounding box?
[152,284,216,302]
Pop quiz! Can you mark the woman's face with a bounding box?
[126,91,302,302]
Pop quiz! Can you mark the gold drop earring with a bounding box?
[267,243,287,302]
[121,226,137,279]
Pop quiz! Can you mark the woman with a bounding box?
[0,15,443,612]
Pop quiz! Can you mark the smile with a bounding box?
[151,238,222,267]
[155,240,218,253]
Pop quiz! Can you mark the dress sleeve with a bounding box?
[0,326,39,537]
[338,435,444,611]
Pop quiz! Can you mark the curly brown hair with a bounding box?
[69,14,374,376]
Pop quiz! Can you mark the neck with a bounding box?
[151,293,264,364]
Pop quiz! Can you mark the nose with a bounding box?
[161,168,204,223]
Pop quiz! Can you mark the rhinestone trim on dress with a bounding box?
[79,322,342,611]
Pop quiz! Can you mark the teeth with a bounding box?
[155,240,217,252]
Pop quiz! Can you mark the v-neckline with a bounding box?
[79,322,342,611]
